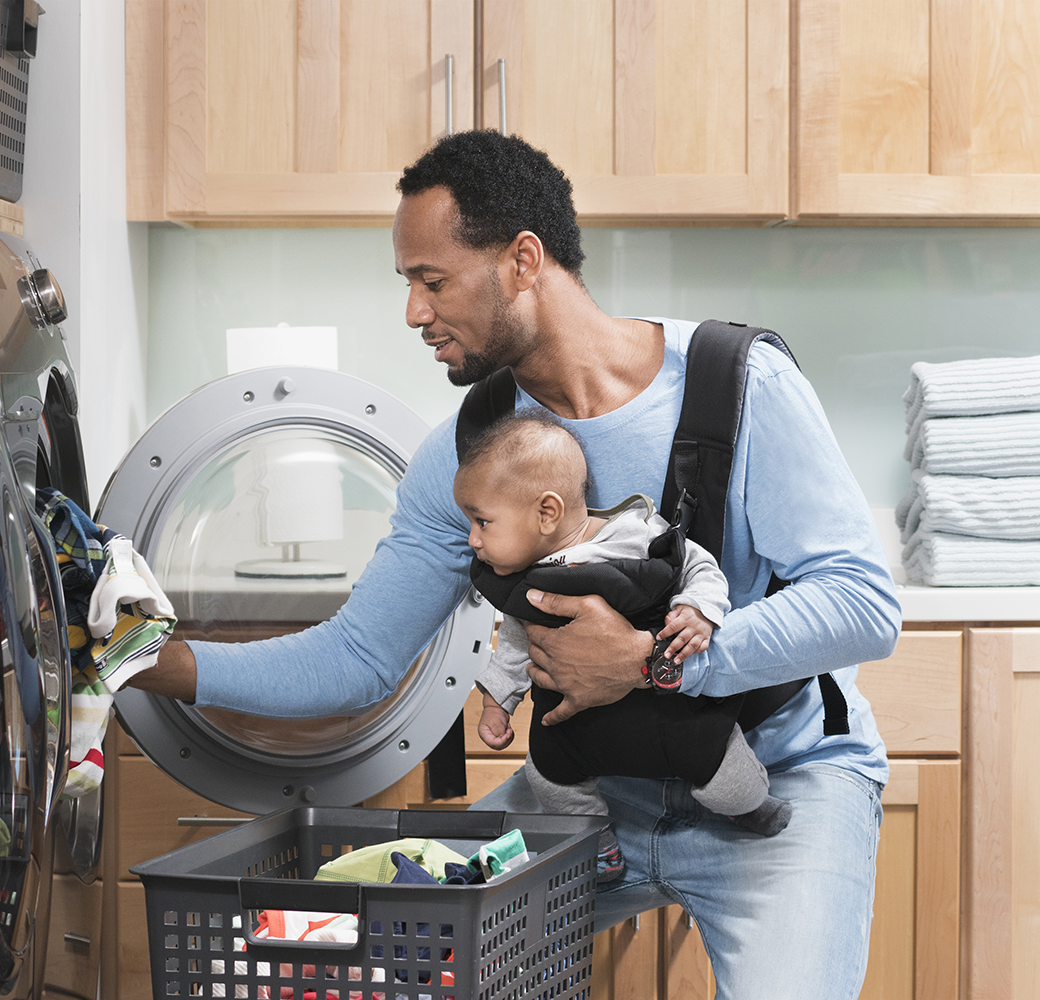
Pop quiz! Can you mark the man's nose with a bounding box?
[405,286,434,329]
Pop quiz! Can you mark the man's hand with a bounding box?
[126,640,198,702]
[523,590,650,726]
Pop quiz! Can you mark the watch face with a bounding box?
[651,652,683,691]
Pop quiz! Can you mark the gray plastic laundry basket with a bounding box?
[130,807,601,999]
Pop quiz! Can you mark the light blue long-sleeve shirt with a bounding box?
[191,319,901,786]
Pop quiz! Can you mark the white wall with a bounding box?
[21,0,148,511]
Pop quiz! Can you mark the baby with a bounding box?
[453,410,791,882]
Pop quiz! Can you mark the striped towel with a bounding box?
[63,665,115,798]
[904,411,1040,476]
[902,530,1040,587]
[896,471,1040,543]
[904,355,1040,440]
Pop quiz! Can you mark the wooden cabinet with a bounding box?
[127,0,789,225]
[480,0,790,223]
[962,627,1040,1000]
[127,0,474,223]
[129,0,1040,225]
[795,0,1040,220]
[42,864,104,1000]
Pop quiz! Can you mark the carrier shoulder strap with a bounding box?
[660,320,794,552]
[666,320,847,736]
[455,366,518,461]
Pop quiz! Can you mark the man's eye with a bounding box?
[425,279,443,291]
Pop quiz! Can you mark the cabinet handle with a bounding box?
[445,53,454,135]
[177,816,250,827]
[64,933,91,946]
[631,914,640,932]
[685,912,695,931]
[497,58,507,135]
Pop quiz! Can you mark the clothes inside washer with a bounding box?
[36,489,177,797]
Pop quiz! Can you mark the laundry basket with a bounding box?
[131,806,601,1000]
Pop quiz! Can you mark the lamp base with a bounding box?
[234,558,348,580]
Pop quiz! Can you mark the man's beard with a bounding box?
[446,347,503,386]
[445,281,526,387]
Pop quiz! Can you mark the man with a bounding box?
[134,130,901,997]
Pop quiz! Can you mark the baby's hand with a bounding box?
[478,702,515,750]
[656,605,714,664]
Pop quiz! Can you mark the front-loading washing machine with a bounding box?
[0,232,101,999]
[0,233,497,998]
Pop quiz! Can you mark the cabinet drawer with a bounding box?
[859,631,962,755]
[44,873,104,999]
[115,756,255,879]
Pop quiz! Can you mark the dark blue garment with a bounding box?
[35,489,120,670]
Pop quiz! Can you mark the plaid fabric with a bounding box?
[36,489,177,797]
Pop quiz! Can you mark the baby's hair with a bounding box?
[458,408,591,505]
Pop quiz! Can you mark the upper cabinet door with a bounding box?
[796,0,1040,219]
[128,0,474,223]
[480,0,790,224]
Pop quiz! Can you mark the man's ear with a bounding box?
[537,491,565,534]
[507,230,544,292]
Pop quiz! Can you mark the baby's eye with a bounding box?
[475,518,488,528]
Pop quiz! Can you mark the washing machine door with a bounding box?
[95,366,494,816]
[0,416,71,995]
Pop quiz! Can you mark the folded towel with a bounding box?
[902,529,1040,586]
[904,355,1040,439]
[896,470,1040,543]
[904,411,1040,476]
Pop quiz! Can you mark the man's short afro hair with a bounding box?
[398,130,585,277]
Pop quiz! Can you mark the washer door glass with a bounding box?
[155,424,421,758]
[100,367,492,814]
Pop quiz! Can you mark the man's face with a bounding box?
[393,188,528,386]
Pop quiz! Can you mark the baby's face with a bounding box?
[453,464,546,576]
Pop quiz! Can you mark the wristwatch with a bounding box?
[642,636,683,692]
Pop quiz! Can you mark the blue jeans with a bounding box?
[472,761,883,1000]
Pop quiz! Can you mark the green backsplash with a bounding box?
[148,225,1040,509]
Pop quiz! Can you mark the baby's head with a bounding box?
[453,409,590,575]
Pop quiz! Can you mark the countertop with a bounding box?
[873,509,1040,623]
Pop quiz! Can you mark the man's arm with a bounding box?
[131,419,475,719]
[127,640,197,702]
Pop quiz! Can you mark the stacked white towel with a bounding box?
[897,356,1040,586]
